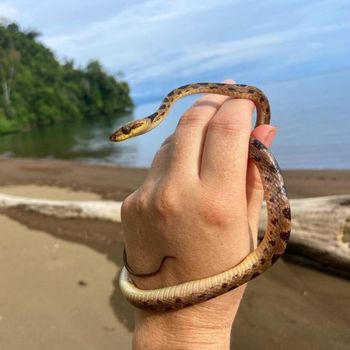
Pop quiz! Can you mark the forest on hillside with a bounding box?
[0,22,133,134]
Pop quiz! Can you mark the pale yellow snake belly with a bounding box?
[109,83,291,311]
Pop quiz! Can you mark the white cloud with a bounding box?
[0,2,20,21]
[45,0,235,48]
[127,34,286,83]
[3,0,349,100]
[39,0,349,90]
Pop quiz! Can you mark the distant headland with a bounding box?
[0,21,133,135]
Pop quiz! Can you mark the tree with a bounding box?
[0,31,21,109]
[0,21,133,134]
[25,29,41,40]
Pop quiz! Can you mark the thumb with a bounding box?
[246,124,277,242]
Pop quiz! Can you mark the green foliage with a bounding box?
[0,109,16,133]
[0,22,133,134]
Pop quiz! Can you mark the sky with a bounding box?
[0,0,349,103]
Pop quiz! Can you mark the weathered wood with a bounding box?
[1,192,349,272]
[0,193,122,222]
[259,195,350,272]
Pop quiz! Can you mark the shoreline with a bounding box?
[0,156,349,200]
[0,157,349,349]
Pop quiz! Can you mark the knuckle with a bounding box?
[198,201,232,227]
[196,189,241,227]
[134,189,149,214]
[177,110,205,127]
[122,188,150,220]
[209,115,246,135]
[152,184,179,217]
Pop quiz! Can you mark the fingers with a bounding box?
[200,96,255,196]
[246,125,277,239]
[166,80,235,177]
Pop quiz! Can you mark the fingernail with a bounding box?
[222,79,235,84]
[262,126,277,147]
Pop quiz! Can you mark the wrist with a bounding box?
[133,288,245,350]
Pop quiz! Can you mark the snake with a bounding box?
[109,83,291,311]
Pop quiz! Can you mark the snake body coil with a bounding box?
[110,83,291,311]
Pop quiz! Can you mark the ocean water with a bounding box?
[0,70,349,169]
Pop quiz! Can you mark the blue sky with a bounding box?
[1,0,349,103]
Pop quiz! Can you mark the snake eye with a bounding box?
[121,126,131,135]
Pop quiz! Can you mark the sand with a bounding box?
[0,157,349,349]
[0,184,102,200]
[0,213,131,350]
[1,157,349,200]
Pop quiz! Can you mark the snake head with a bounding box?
[109,119,151,142]
[109,124,132,142]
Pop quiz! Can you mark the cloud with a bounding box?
[0,2,20,21]
[45,0,235,48]
[116,21,350,85]
[41,0,349,86]
[3,0,350,101]
[127,34,286,83]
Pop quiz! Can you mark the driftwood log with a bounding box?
[0,193,122,222]
[1,193,349,274]
[259,195,350,274]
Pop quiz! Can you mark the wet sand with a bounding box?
[0,157,349,349]
[1,157,349,200]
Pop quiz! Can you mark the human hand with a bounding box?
[121,80,276,349]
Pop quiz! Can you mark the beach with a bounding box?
[0,157,349,350]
